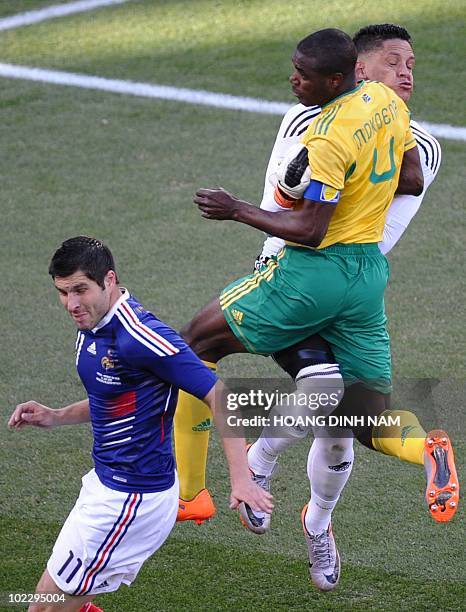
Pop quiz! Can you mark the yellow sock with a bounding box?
[372,409,426,466]
[174,360,217,500]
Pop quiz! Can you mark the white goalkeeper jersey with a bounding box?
[257,105,441,261]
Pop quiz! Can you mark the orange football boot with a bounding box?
[177,488,216,525]
[424,430,459,522]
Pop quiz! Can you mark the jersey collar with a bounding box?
[321,80,365,110]
[92,287,129,333]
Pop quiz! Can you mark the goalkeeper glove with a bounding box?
[269,144,311,206]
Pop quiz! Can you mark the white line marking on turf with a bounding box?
[0,62,464,142]
[0,0,130,31]
[415,121,466,142]
[0,63,289,115]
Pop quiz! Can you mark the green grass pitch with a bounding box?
[0,1,464,610]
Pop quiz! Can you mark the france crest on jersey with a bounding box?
[75,289,217,493]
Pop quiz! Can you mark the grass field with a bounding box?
[1,1,465,610]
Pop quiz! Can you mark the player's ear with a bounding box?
[328,72,344,90]
[104,270,117,290]
[355,60,366,81]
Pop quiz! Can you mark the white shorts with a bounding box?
[47,469,179,596]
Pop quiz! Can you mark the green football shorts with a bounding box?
[220,244,391,391]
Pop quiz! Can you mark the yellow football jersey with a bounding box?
[301,80,416,249]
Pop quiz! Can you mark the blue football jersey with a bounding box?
[75,288,217,493]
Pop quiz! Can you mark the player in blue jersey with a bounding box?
[8,236,272,612]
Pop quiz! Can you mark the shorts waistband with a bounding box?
[318,243,381,255]
[287,243,381,255]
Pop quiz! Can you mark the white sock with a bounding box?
[305,435,354,534]
[247,436,287,476]
[307,439,317,471]
[248,363,344,480]
[305,491,339,535]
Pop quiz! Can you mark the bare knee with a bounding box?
[179,298,223,353]
[29,570,57,611]
[29,569,90,612]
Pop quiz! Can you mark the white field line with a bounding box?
[0,62,464,142]
[416,121,466,142]
[0,63,289,115]
[0,0,130,31]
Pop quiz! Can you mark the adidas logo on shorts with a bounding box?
[231,309,244,324]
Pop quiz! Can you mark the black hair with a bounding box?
[49,236,118,289]
[297,28,357,76]
[353,24,412,54]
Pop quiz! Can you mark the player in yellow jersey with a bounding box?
[175,28,428,589]
[175,25,458,537]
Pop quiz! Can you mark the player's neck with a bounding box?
[321,77,358,108]
[94,286,125,330]
[108,285,124,310]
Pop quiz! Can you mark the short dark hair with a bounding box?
[49,236,118,289]
[297,28,357,76]
[353,24,412,54]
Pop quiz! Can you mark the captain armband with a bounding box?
[303,180,341,204]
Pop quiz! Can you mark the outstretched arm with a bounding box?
[194,188,335,248]
[204,381,274,513]
[8,399,90,430]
